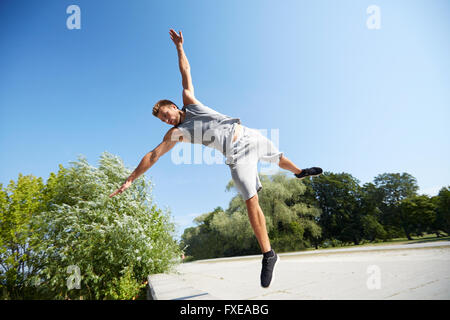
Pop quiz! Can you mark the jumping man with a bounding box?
[109,29,323,288]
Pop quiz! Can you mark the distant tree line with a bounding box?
[180,172,449,260]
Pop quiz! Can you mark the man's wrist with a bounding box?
[176,44,183,51]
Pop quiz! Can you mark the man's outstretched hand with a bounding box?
[169,29,183,47]
[109,180,132,198]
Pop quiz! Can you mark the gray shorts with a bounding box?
[225,126,283,201]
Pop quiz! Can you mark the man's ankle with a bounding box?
[263,249,275,258]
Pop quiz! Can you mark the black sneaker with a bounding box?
[295,167,323,180]
[261,250,279,288]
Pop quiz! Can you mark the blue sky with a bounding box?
[1,0,449,238]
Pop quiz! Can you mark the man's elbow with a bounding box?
[183,88,196,103]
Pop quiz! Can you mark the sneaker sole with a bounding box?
[297,173,322,180]
[261,255,280,289]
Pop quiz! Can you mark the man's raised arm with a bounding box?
[169,29,201,105]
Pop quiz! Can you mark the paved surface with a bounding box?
[149,241,450,300]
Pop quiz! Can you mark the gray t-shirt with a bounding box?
[175,104,241,155]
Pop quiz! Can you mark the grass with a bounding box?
[306,233,450,252]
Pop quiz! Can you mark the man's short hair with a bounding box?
[152,99,178,117]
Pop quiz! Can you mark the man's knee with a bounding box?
[245,193,259,207]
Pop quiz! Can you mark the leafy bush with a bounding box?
[1,152,181,299]
[105,266,147,300]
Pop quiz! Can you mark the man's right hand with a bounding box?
[109,180,132,198]
[169,29,184,48]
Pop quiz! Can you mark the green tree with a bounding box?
[398,195,436,240]
[374,173,419,205]
[433,186,450,235]
[180,207,231,259]
[373,173,419,237]
[359,183,387,241]
[210,208,258,256]
[310,172,363,245]
[0,174,45,299]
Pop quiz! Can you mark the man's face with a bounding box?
[157,105,179,126]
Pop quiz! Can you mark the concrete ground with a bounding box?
[149,241,450,300]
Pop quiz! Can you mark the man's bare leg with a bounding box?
[245,193,271,253]
[278,154,302,175]
[245,154,303,253]
[246,192,279,288]
[278,154,323,180]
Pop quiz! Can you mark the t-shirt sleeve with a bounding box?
[176,126,192,142]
